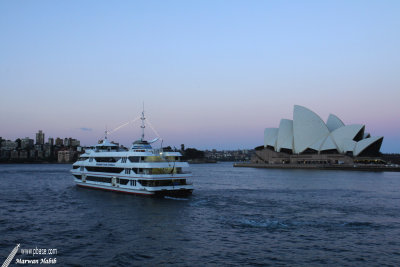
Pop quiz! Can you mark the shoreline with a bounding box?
[0,161,70,164]
[234,163,400,172]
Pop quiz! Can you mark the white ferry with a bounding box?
[70,111,193,197]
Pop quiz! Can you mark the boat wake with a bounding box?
[164,196,189,201]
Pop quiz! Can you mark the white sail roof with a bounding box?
[331,124,364,153]
[293,105,330,154]
[326,114,345,132]
[309,134,328,151]
[320,135,338,151]
[264,128,278,148]
[262,105,383,157]
[342,139,357,153]
[354,137,383,156]
[276,119,293,152]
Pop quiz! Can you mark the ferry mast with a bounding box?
[140,104,145,141]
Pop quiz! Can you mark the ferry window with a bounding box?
[133,168,144,174]
[86,166,124,173]
[128,157,140,162]
[140,157,145,161]
[95,157,117,162]
[119,179,129,185]
[136,179,186,187]
[86,176,112,183]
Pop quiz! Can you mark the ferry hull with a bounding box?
[154,189,193,198]
[76,183,193,198]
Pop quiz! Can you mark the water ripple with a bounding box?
[1,163,400,266]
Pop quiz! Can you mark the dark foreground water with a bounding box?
[1,163,400,266]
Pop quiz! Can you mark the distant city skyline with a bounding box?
[1,1,399,152]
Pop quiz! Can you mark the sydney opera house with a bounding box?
[252,105,384,165]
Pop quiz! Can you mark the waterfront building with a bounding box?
[0,133,81,162]
[64,138,71,147]
[58,150,76,163]
[44,143,53,158]
[1,150,10,159]
[48,137,54,146]
[19,150,28,159]
[253,105,383,165]
[44,149,52,158]
[21,137,34,149]
[29,150,36,159]
[55,138,63,146]
[36,130,45,145]
[204,149,254,161]
[37,151,44,159]
[1,140,18,150]
[10,150,19,159]
[70,139,80,147]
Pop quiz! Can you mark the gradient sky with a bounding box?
[1,0,399,152]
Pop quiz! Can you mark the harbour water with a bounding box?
[1,162,400,266]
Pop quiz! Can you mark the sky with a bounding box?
[0,0,399,152]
